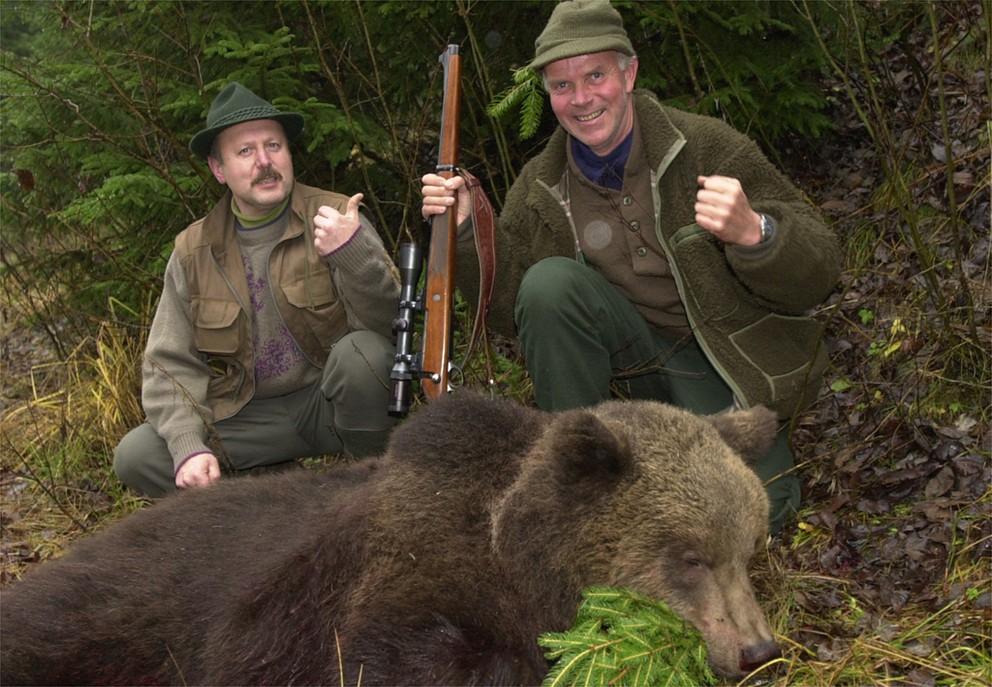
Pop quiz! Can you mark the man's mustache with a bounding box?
[252,167,283,185]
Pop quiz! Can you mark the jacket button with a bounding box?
[636,246,648,257]
[623,195,633,206]
[628,220,640,232]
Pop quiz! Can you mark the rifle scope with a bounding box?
[387,242,424,417]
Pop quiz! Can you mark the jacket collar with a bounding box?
[198,182,307,256]
[527,90,685,205]
[525,90,686,230]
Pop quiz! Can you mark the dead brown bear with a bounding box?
[0,392,780,685]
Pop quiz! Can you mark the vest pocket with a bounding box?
[191,297,241,355]
[282,273,337,309]
[283,275,346,349]
[191,297,246,406]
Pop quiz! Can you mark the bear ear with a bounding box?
[549,410,632,496]
[705,405,778,464]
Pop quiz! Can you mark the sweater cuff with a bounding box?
[166,431,212,470]
[322,222,378,273]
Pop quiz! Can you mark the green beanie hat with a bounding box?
[530,0,635,71]
[189,82,305,158]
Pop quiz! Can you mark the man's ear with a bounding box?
[705,405,778,464]
[623,56,638,93]
[207,156,226,185]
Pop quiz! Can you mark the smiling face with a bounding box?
[544,50,638,156]
[207,118,294,219]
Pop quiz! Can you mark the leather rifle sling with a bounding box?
[456,169,495,365]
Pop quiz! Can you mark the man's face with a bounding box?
[208,119,294,218]
[545,51,638,157]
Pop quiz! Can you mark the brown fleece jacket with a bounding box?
[457,90,840,417]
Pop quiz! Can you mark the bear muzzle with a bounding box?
[740,638,782,674]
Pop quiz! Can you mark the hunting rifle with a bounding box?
[388,44,462,417]
[388,44,497,418]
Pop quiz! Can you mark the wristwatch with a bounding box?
[757,213,776,244]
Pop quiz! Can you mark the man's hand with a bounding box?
[175,452,221,490]
[695,175,763,246]
[421,173,470,225]
[314,193,363,256]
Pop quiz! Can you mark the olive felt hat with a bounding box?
[530,0,635,71]
[189,82,305,158]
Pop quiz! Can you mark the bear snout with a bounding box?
[740,638,781,674]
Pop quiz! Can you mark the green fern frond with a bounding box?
[540,587,715,687]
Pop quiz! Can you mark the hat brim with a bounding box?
[189,112,305,158]
[529,37,634,71]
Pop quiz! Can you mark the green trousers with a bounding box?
[113,330,397,498]
[515,257,800,534]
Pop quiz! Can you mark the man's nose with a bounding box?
[572,80,594,105]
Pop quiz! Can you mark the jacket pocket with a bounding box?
[728,313,828,408]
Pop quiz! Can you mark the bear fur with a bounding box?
[0,392,780,685]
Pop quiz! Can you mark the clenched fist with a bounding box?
[694,175,763,246]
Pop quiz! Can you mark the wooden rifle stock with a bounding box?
[420,44,461,401]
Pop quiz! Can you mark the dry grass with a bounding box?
[1,316,146,582]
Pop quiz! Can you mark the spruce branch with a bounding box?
[540,587,715,687]
[486,66,545,140]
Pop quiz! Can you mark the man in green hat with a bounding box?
[421,0,840,534]
[114,82,401,497]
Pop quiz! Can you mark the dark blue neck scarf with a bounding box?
[571,130,634,191]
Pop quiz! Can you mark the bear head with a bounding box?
[490,400,780,679]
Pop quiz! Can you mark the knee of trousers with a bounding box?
[327,330,393,375]
[323,330,396,411]
[516,256,595,321]
[112,423,175,497]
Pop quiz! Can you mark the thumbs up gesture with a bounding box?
[313,192,364,256]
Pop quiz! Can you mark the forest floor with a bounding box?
[751,10,991,681]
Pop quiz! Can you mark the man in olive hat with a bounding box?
[421,0,840,534]
[114,82,401,497]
